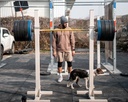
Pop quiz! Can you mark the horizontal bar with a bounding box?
[40,29,88,32]
[27,91,53,95]
[77,90,102,95]
[79,99,108,102]
[54,4,104,6]
[27,100,50,102]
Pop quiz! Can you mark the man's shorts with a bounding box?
[57,51,73,62]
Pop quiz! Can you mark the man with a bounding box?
[52,16,75,82]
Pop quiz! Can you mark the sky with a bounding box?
[70,0,128,19]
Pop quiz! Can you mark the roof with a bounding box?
[65,0,75,16]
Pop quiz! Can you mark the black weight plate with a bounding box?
[23,20,27,41]
[109,20,115,41]
[100,20,106,41]
[25,20,29,41]
[19,20,24,41]
[105,20,110,41]
[13,20,31,41]
[109,20,112,41]
[13,21,16,40]
[13,21,18,41]
[111,21,115,41]
[16,20,20,41]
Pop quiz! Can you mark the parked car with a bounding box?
[0,27,15,60]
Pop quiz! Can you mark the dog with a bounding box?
[67,69,89,89]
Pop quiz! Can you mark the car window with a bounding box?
[3,29,9,35]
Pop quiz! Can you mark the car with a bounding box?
[0,27,15,60]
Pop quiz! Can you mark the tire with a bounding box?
[0,45,3,60]
[10,43,15,54]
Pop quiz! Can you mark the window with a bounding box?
[3,29,9,34]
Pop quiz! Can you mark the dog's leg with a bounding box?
[69,77,79,89]
[67,81,72,87]
[71,77,79,89]
[67,80,75,89]
[70,82,74,89]
[85,78,89,89]
[76,78,82,87]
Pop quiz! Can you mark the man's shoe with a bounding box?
[58,77,63,83]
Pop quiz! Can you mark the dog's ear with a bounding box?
[96,68,104,74]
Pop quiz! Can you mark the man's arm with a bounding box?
[52,32,57,57]
[70,30,75,56]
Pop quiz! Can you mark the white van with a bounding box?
[0,27,15,60]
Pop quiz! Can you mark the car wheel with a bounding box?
[10,43,15,54]
[0,46,3,60]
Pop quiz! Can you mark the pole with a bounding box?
[104,0,108,64]
[89,9,94,99]
[113,0,116,72]
[0,7,1,62]
[50,0,54,68]
[97,16,101,68]
[34,10,41,100]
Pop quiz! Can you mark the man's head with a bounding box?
[60,16,67,28]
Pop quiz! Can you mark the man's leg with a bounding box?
[58,62,63,82]
[67,61,72,80]
[57,52,64,82]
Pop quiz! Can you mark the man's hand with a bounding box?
[72,51,75,56]
[53,52,57,57]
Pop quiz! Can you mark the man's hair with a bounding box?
[60,16,67,25]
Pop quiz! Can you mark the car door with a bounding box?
[2,29,11,51]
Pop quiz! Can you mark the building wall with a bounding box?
[53,0,65,18]
[0,1,50,18]
[0,1,14,17]
[0,0,65,18]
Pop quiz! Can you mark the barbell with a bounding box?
[13,20,115,41]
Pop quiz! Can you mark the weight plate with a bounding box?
[97,20,101,41]
[109,20,112,41]
[28,20,33,41]
[100,20,106,41]
[16,20,20,41]
[25,20,28,41]
[19,20,25,41]
[111,21,115,41]
[105,20,110,41]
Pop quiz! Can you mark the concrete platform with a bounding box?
[0,52,128,102]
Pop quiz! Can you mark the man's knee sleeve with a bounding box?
[58,62,62,67]
[67,61,72,67]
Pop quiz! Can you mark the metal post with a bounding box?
[97,16,101,68]
[50,0,54,65]
[27,10,52,102]
[89,9,94,99]
[77,10,108,102]
[34,10,41,100]
[113,0,116,72]
[0,7,1,64]
[104,0,108,64]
